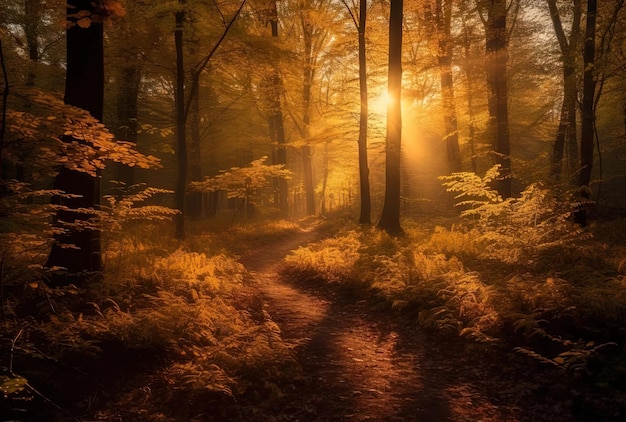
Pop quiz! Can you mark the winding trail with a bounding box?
[238,223,545,422]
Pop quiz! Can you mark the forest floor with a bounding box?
[229,222,580,422]
[12,220,619,421]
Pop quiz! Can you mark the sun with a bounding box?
[372,90,392,114]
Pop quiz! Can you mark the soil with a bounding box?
[234,223,580,422]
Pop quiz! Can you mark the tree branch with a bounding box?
[184,0,248,122]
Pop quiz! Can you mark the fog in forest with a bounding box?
[1,0,626,420]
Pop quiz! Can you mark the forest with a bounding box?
[1,0,626,420]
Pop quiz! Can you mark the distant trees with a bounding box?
[3,0,626,238]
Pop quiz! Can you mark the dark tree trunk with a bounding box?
[174,9,187,238]
[45,0,103,284]
[623,100,626,133]
[461,18,478,174]
[115,65,141,188]
[187,79,203,220]
[268,0,288,215]
[24,0,43,86]
[357,0,371,224]
[377,0,403,235]
[548,0,581,182]
[575,0,597,226]
[301,13,316,216]
[481,0,512,198]
[436,0,462,173]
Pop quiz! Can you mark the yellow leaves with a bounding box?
[191,156,291,198]
[0,375,28,397]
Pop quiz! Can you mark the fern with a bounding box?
[440,168,589,265]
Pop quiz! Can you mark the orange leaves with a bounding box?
[5,87,160,178]
[66,1,126,29]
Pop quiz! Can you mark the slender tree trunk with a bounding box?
[436,0,462,173]
[115,65,141,188]
[46,0,103,284]
[0,40,8,182]
[548,0,581,182]
[174,8,187,238]
[575,0,597,226]
[320,141,329,216]
[267,0,288,215]
[301,12,316,216]
[357,0,371,224]
[481,0,512,198]
[461,18,478,174]
[623,100,626,133]
[187,81,203,219]
[24,0,42,86]
[377,0,403,235]
[301,145,315,215]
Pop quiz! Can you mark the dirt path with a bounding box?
[238,224,562,422]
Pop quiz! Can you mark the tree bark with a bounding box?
[320,141,329,216]
[267,0,289,215]
[114,65,141,188]
[480,0,512,198]
[301,9,316,216]
[377,0,403,235]
[548,0,581,183]
[436,0,462,173]
[24,0,43,86]
[575,0,597,226]
[45,0,103,284]
[187,79,203,219]
[357,0,371,224]
[461,17,478,174]
[174,8,187,238]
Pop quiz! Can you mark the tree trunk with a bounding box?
[267,0,289,215]
[575,0,597,226]
[24,0,42,86]
[187,78,203,220]
[377,0,403,235]
[301,12,316,216]
[302,145,315,215]
[114,65,141,188]
[357,0,371,224]
[481,0,512,198]
[461,18,478,174]
[174,9,187,238]
[436,0,462,173]
[45,0,103,284]
[320,141,329,216]
[548,0,581,183]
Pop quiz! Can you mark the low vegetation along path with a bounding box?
[239,224,543,422]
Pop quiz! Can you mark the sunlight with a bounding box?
[372,90,392,114]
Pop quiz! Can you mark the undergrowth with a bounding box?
[1,192,298,420]
[281,173,626,385]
